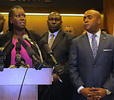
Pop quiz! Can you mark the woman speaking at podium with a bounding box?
[0,5,41,68]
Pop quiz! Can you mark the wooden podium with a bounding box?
[0,68,52,100]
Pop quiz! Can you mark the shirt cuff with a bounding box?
[77,86,84,93]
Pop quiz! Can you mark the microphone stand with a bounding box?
[18,64,30,100]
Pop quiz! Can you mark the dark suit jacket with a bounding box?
[40,30,76,100]
[69,31,114,100]
[0,29,41,68]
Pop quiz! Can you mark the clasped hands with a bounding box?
[80,87,107,100]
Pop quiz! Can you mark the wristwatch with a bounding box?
[105,89,111,95]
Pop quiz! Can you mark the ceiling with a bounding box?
[0,0,103,14]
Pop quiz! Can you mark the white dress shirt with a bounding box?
[87,29,101,48]
[0,31,3,35]
[48,30,60,43]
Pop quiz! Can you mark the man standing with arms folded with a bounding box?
[69,9,114,100]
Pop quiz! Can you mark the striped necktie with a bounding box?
[92,34,98,58]
[49,33,54,48]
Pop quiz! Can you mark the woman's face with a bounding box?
[10,8,26,30]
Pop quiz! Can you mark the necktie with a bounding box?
[49,33,54,48]
[92,34,98,58]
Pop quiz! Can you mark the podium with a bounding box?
[0,68,52,100]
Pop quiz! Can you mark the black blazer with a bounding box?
[41,30,76,100]
[42,30,76,66]
[0,29,41,68]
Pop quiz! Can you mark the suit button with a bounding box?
[94,65,96,68]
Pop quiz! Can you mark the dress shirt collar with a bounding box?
[48,30,60,38]
[87,29,101,47]
[87,29,101,39]
[0,31,3,35]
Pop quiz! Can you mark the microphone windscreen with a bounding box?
[26,46,36,58]
[23,34,28,40]
[18,37,40,60]
[18,38,28,49]
[39,39,47,47]
[16,42,21,51]
[3,43,14,55]
[39,40,52,54]
[23,34,35,45]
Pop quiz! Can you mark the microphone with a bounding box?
[0,39,13,56]
[15,42,26,68]
[0,43,14,71]
[40,40,64,78]
[39,40,57,65]
[23,34,44,62]
[3,43,14,56]
[16,42,21,54]
[23,34,34,45]
[15,42,21,67]
[18,38,47,70]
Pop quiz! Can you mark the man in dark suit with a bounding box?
[40,12,75,100]
[69,9,114,100]
[0,13,5,35]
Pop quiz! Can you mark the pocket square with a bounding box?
[103,49,112,51]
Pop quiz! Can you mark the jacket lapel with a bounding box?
[42,32,49,43]
[51,30,64,50]
[83,33,95,61]
[94,32,107,62]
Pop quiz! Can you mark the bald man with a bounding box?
[64,26,74,35]
[69,9,114,100]
[0,13,5,35]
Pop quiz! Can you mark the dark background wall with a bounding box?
[0,0,103,13]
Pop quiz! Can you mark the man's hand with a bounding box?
[53,73,59,82]
[90,88,107,99]
[88,87,101,100]
[80,88,94,98]
[80,87,107,100]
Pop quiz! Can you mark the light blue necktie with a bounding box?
[49,33,54,48]
[92,34,98,58]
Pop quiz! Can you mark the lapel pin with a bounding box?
[103,37,106,40]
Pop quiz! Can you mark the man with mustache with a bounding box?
[69,9,114,100]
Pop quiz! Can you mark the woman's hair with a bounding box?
[8,5,24,31]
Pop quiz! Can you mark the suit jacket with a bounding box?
[40,30,76,100]
[0,29,41,68]
[69,32,114,100]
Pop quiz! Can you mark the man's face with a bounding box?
[47,13,62,33]
[64,27,74,34]
[0,14,5,32]
[83,10,101,34]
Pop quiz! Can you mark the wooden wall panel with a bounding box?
[3,14,104,37]
[103,0,114,35]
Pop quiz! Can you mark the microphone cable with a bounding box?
[33,41,44,63]
[17,64,29,100]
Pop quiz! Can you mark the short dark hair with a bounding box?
[48,11,62,20]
